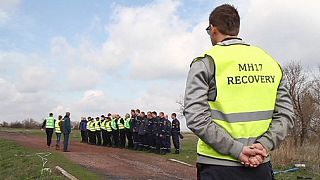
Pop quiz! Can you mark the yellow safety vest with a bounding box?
[106,121,112,132]
[117,118,125,130]
[46,117,55,129]
[55,120,61,133]
[95,120,101,131]
[100,120,107,130]
[197,44,282,162]
[89,121,96,132]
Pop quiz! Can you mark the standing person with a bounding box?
[111,114,119,148]
[105,117,113,147]
[138,112,147,151]
[95,117,102,146]
[171,113,181,154]
[150,111,158,153]
[62,112,72,152]
[79,117,87,143]
[88,117,96,145]
[132,109,139,150]
[100,115,108,146]
[117,114,126,148]
[124,113,133,149]
[145,112,153,152]
[55,115,63,150]
[163,115,172,153]
[156,112,165,154]
[183,4,294,179]
[41,113,56,148]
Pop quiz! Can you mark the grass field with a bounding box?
[1,127,320,179]
[0,136,102,179]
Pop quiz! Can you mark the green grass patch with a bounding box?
[0,138,102,180]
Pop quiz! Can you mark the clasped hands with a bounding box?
[239,143,268,168]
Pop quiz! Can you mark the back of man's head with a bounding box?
[209,4,240,36]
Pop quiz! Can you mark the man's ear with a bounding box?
[212,26,219,35]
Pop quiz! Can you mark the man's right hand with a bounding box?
[239,145,268,167]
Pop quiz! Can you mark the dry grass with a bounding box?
[271,136,320,174]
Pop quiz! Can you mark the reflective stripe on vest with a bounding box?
[55,120,61,133]
[95,120,101,131]
[197,44,282,162]
[106,121,112,132]
[100,120,107,130]
[46,117,55,129]
[118,118,125,130]
[124,118,131,129]
[111,119,117,130]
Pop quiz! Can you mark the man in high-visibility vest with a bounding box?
[105,116,113,147]
[41,113,56,148]
[124,113,133,149]
[55,115,63,150]
[95,117,102,146]
[184,4,294,179]
[111,114,119,147]
[117,114,126,148]
[88,117,96,145]
[100,115,108,146]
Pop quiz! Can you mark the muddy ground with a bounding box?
[0,131,196,179]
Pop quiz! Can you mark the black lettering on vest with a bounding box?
[242,76,248,84]
[247,64,254,71]
[239,64,247,71]
[253,75,259,83]
[260,76,266,83]
[248,75,254,83]
[265,76,271,83]
[227,77,234,85]
[234,76,241,84]
[270,76,275,83]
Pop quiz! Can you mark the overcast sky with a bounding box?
[0,0,319,130]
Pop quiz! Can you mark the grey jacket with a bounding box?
[183,38,294,166]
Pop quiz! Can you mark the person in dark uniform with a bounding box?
[132,109,141,150]
[159,112,167,155]
[146,112,153,152]
[150,111,158,153]
[171,113,182,154]
[138,112,147,151]
[79,117,88,143]
[157,112,165,154]
[117,114,126,148]
[164,115,172,153]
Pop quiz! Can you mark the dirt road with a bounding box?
[0,131,196,179]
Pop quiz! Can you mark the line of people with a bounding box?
[79,109,183,155]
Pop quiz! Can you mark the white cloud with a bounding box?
[68,67,101,90]
[0,0,20,25]
[16,65,56,93]
[240,0,320,66]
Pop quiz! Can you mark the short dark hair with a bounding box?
[49,113,53,116]
[171,113,176,117]
[209,4,240,36]
[136,109,140,113]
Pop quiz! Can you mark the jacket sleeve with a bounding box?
[183,57,244,159]
[256,75,295,151]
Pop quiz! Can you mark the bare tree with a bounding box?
[284,61,319,146]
